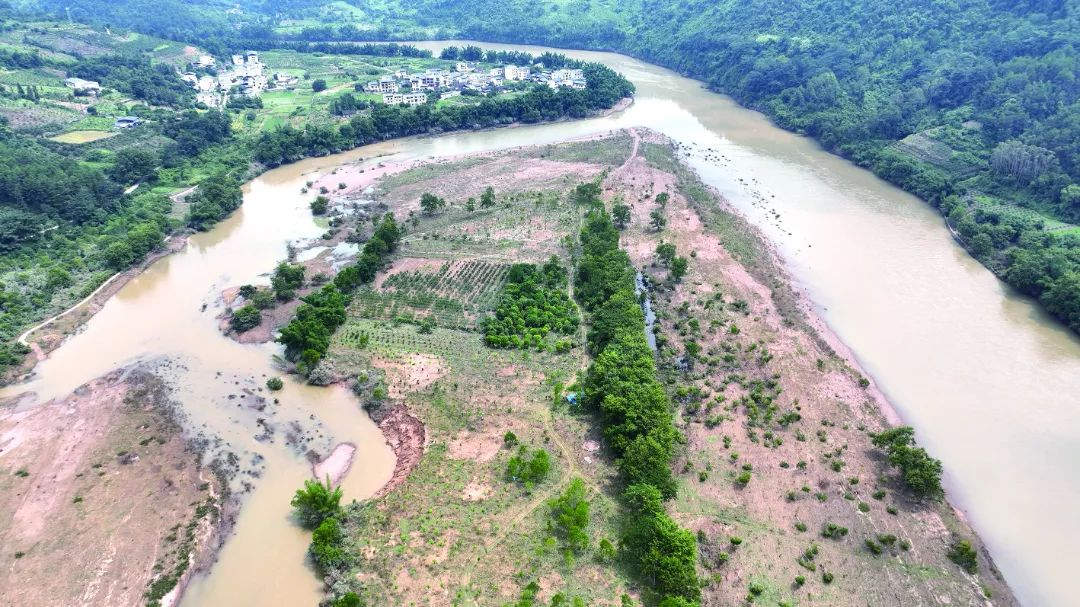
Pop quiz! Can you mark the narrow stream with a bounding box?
[1,41,1076,606]
[635,272,657,352]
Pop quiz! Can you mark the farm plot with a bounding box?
[351,260,510,330]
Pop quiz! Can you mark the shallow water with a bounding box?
[403,40,1079,606]
[2,41,1076,606]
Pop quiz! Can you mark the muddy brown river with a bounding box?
[2,42,1076,606]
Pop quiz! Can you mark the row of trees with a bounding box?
[573,198,700,605]
[252,57,633,167]
[277,213,402,374]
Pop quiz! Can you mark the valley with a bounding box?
[0,3,1077,605]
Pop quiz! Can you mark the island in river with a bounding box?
[215,129,1017,606]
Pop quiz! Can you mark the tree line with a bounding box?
[276,213,402,374]
[252,57,633,168]
[573,190,700,605]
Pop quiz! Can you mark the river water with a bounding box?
[1,42,1075,606]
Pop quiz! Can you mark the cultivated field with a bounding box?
[317,130,1015,606]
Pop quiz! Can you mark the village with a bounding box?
[176,51,289,108]
[363,61,587,106]
[63,50,588,116]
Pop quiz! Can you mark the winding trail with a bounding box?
[16,185,199,349]
[17,273,122,347]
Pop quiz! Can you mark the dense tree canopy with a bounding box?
[572,184,699,604]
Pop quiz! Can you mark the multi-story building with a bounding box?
[382,92,428,106]
[365,76,400,93]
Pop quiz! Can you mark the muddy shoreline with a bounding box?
[0,366,230,606]
[650,131,1017,600]
[4,234,189,385]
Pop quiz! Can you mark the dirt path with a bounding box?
[16,182,198,350]
[455,180,618,600]
[457,406,582,601]
[17,272,121,347]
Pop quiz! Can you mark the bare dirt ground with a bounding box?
[313,442,357,486]
[323,136,635,606]
[0,368,221,607]
[611,129,1016,606]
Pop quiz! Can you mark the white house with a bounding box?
[503,65,530,81]
[383,92,427,106]
[193,55,215,68]
[365,76,399,93]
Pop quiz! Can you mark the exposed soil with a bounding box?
[313,442,357,486]
[0,367,223,607]
[369,403,426,500]
[611,129,1016,606]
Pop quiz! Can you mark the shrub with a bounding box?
[947,539,978,574]
[596,538,616,562]
[870,426,944,500]
[821,522,848,539]
[310,516,350,571]
[419,192,446,215]
[266,377,284,391]
[549,478,590,555]
[331,593,362,607]
[230,304,262,332]
[307,361,335,385]
[506,446,550,487]
[310,196,329,215]
[271,262,305,298]
[735,471,752,486]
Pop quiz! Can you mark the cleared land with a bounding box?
[47,129,117,144]
[0,369,222,607]
[314,130,1015,606]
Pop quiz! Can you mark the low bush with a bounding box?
[947,539,979,574]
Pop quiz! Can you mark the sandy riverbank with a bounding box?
[0,367,226,607]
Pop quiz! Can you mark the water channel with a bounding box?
[3,41,1077,606]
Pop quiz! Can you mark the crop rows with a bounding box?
[334,319,489,362]
[351,260,510,329]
